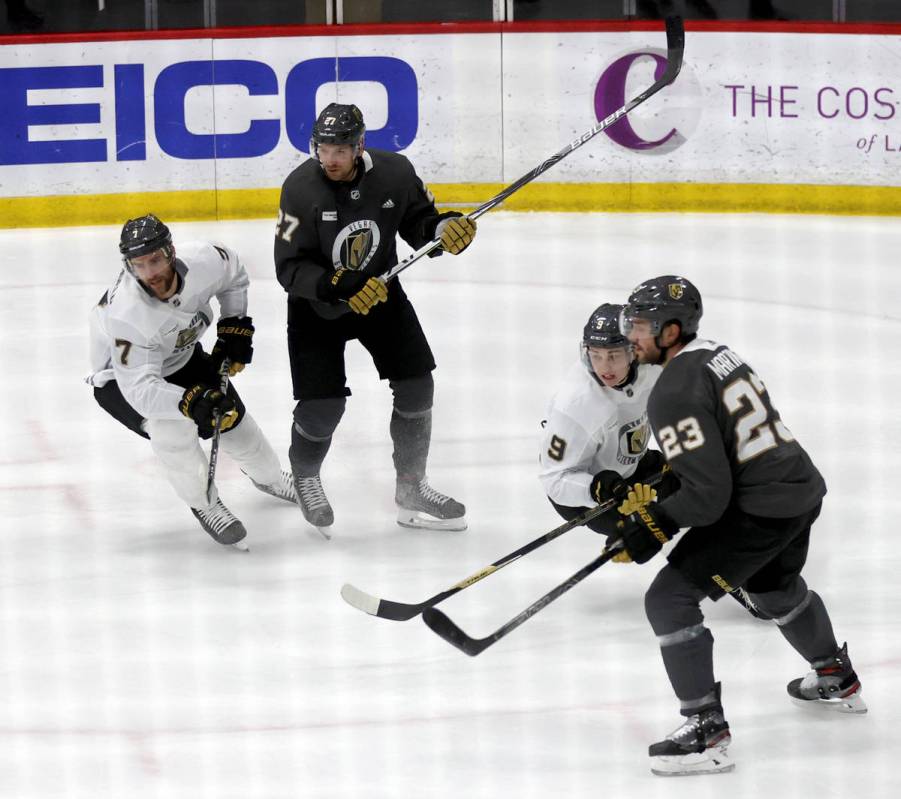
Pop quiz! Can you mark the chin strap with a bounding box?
[613,359,639,390]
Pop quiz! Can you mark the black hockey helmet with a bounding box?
[583,303,629,349]
[620,275,703,339]
[119,214,173,268]
[310,103,365,158]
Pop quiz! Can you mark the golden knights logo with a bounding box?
[332,219,381,271]
[616,415,650,465]
[175,311,210,350]
[668,283,684,300]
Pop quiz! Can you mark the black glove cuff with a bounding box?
[316,270,342,303]
[650,502,679,537]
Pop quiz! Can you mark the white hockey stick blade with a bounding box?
[341,583,380,615]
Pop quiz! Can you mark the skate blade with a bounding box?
[651,747,734,777]
[790,692,868,714]
[397,509,467,532]
[312,525,332,541]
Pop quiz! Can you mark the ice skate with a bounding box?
[191,498,249,550]
[294,473,333,539]
[649,705,734,776]
[250,469,298,505]
[787,643,867,714]
[396,478,466,532]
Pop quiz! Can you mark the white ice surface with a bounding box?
[1,212,899,798]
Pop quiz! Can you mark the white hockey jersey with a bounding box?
[539,360,661,508]
[86,241,249,421]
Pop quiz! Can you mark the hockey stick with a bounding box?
[422,547,619,656]
[423,549,770,656]
[380,15,684,283]
[205,355,230,505]
[341,468,669,621]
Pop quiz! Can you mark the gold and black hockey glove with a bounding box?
[590,469,629,505]
[212,315,254,375]
[436,215,476,254]
[317,268,388,315]
[180,384,238,436]
[614,496,677,565]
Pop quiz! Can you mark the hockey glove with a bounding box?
[212,315,254,375]
[590,469,629,505]
[317,268,388,315]
[436,215,476,255]
[180,384,238,436]
[604,483,659,563]
[615,500,678,564]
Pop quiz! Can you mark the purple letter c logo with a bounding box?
[595,52,679,151]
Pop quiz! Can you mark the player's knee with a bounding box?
[293,397,346,440]
[749,576,809,620]
[390,374,434,416]
[145,418,197,454]
[645,565,705,634]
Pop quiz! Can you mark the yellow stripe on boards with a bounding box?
[2,183,901,229]
[431,182,901,216]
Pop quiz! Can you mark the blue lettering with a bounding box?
[154,59,279,159]
[0,65,105,165]
[0,56,419,166]
[115,64,146,161]
[285,56,418,152]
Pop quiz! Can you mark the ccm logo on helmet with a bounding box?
[1,57,418,166]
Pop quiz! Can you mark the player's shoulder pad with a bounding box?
[177,239,233,264]
[366,148,415,176]
[103,286,167,344]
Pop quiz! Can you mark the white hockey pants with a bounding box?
[146,413,281,510]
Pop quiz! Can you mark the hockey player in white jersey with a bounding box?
[87,214,297,548]
[539,303,672,535]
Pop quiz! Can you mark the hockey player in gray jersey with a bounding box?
[87,214,297,549]
[539,303,671,534]
[614,275,865,776]
[274,103,475,534]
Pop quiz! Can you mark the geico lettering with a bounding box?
[155,59,280,159]
[0,65,105,165]
[0,57,418,166]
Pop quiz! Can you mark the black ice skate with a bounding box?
[787,642,867,714]
[293,474,334,539]
[250,469,298,504]
[191,498,249,550]
[649,702,734,776]
[396,478,466,532]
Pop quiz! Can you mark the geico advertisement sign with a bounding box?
[0,55,418,166]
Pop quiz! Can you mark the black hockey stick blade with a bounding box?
[422,607,493,657]
[341,562,501,621]
[340,583,432,621]
[422,549,617,656]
